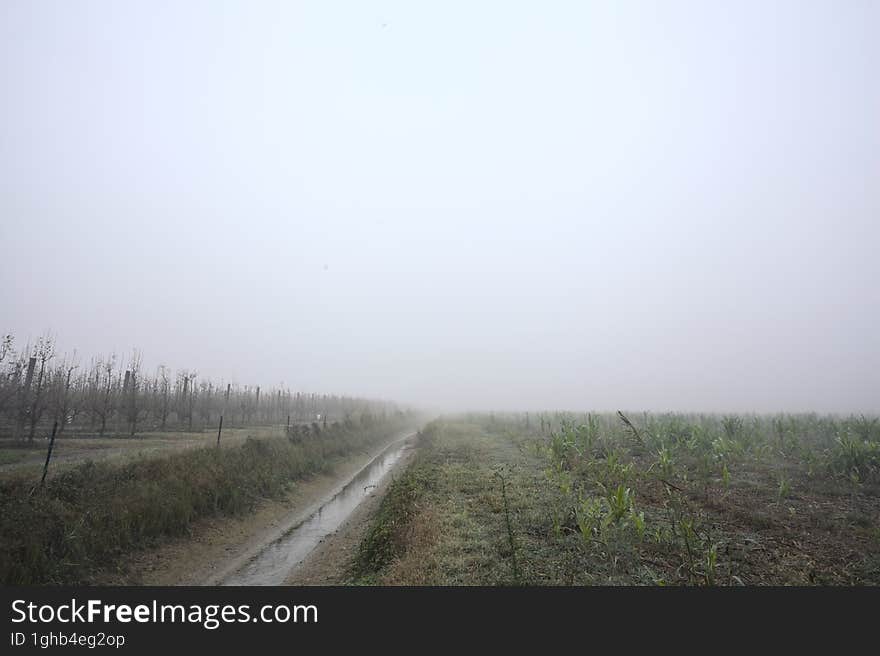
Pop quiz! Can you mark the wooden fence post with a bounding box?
[217,383,231,447]
[40,421,59,486]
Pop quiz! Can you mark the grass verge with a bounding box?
[351,432,435,583]
[0,416,418,584]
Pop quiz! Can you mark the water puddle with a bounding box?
[221,436,413,585]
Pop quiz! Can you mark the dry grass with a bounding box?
[377,506,441,585]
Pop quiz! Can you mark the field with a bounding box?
[350,414,880,585]
[0,426,281,480]
[4,408,879,586]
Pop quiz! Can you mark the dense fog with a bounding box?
[2,2,878,413]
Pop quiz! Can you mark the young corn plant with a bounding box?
[654,446,675,480]
[604,484,635,526]
[832,433,880,482]
[849,468,862,505]
[629,507,646,541]
[575,496,603,545]
[547,467,573,497]
[722,415,744,439]
[594,449,634,489]
[704,543,719,586]
[850,415,880,443]
[581,414,601,453]
[777,475,791,502]
[801,448,818,478]
[550,505,563,539]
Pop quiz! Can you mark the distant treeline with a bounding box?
[0,334,401,440]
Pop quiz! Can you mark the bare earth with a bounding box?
[95,431,415,586]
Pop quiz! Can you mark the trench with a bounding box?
[220,434,415,585]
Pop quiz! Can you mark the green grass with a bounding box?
[350,413,880,586]
[350,420,540,585]
[351,454,433,581]
[0,416,418,585]
[0,449,31,466]
[0,425,292,480]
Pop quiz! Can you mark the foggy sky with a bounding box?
[2,1,878,414]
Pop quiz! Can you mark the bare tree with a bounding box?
[197,380,213,428]
[50,356,78,435]
[0,335,405,438]
[89,355,118,437]
[156,365,171,430]
[125,350,146,436]
[0,335,18,421]
[26,336,55,442]
[176,370,196,431]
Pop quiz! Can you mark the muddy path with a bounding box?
[284,439,416,585]
[219,434,417,585]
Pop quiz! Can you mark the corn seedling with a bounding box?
[575,497,603,544]
[777,476,791,502]
[849,468,862,505]
[722,415,744,438]
[679,516,697,583]
[655,446,675,479]
[705,543,718,586]
[604,484,635,526]
[629,508,646,541]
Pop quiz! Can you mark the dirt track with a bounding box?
[284,440,416,585]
